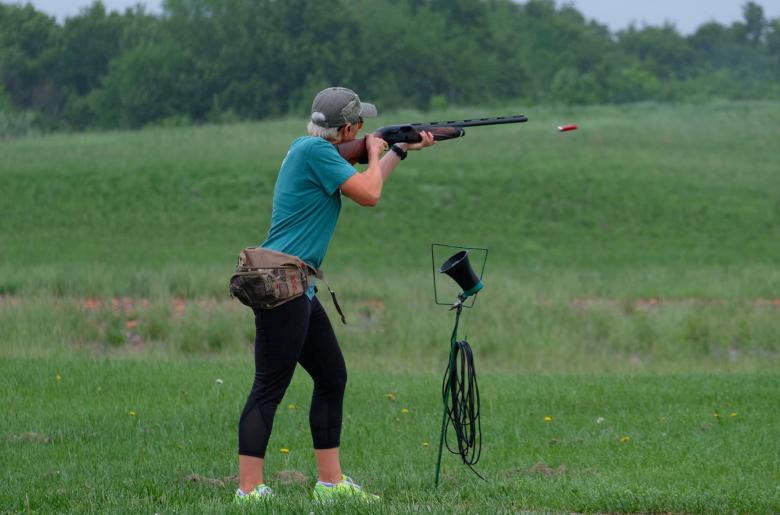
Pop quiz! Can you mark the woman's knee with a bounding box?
[335,367,347,390]
[315,368,347,396]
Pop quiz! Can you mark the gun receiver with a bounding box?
[336,115,528,164]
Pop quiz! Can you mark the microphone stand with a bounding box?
[434,293,466,489]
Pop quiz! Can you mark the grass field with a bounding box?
[1,101,779,512]
[3,360,778,513]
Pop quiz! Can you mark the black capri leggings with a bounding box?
[238,295,347,458]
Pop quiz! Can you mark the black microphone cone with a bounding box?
[439,250,483,297]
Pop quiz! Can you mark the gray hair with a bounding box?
[307,119,340,141]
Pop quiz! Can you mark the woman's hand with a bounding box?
[404,130,436,151]
[365,133,388,159]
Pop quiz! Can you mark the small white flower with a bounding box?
[216,379,223,385]
[596,417,605,424]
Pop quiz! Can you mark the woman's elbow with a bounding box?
[341,180,380,207]
[355,186,381,206]
[360,194,380,207]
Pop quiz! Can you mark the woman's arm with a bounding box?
[340,134,387,206]
[340,131,435,207]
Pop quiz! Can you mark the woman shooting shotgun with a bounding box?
[235,87,434,504]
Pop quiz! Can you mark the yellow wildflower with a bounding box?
[422,442,429,448]
[386,393,397,401]
[280,448,290,454]
[128,411,136,417]
[287,403,296,410]
[729,412,737,417]
[401,408,410,414]
[543,416,552,423]
[55,373,62,382]
[620,436,630,443]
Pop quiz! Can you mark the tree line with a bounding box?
[1,0,779,134]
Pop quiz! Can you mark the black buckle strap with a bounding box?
[308,267,347,325]
[327,285,347,325]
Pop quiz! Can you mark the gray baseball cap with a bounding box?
[310,87,378,128]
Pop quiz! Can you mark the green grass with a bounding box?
[1,101,779,512]
[1,359,778,513]
[1,102,778,274]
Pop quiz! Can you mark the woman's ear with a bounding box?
[340,123,356,140]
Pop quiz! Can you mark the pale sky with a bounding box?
[15,0,780,35]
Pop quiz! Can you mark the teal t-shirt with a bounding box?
[261,136,356,297]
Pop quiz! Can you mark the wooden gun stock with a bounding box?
[337,138,370,165]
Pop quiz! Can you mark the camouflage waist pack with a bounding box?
[229,247,346,324]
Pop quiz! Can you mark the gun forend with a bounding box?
[376,125,465,144]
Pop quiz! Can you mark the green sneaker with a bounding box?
[313,475,380,503]
[234,484,273,503]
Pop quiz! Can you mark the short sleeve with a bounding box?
[306,139,357,195]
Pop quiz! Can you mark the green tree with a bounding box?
[618,24,695,80]
[92,41,202,128]
[767,19,780,65]
[606,62,663,103]
[740,1,767,46]
[549,67,600,106]
[57,2,126,97]
[0,4,61,113]
[0,82,10,111]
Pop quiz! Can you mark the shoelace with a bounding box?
[341,476,362,490]
[238,485,273,497]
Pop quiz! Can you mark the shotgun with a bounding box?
[336,115,528,164]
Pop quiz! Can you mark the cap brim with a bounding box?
[359,102,378,118]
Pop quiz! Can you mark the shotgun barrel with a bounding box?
[409,114,528,128]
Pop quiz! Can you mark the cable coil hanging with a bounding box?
[441,335,484,480]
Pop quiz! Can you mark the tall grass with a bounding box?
[2,271,777,372]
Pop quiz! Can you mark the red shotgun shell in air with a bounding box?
[557,124,577,132]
